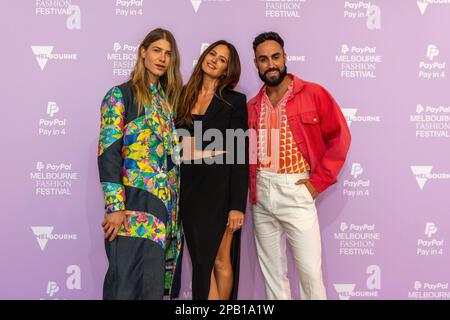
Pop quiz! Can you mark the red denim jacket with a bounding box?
[247,74,351,204]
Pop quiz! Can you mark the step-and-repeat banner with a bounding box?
[2,0,450,300]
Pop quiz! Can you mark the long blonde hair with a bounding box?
[131,28,183,115]
[176,40,241,126]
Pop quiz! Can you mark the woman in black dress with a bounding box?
[176,40,248,300]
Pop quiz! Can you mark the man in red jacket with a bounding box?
[248,32,351,300]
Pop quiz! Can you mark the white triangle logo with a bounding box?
[334,284,356,300]
[417,1,429,15]
[410,166,433,190]
[32,226,54,251]
[191,0,202,13]
[31,46,54,70]
[341,108,358,127]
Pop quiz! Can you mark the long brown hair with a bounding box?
[176,40,241,126]
[131,28,183,115]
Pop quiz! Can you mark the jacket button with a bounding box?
[313,118,317,122]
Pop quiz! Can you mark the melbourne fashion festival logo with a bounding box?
[417,0,450,15]
[260,0,307,18]
[411,103,450,138]
[190,0,231,13]
[31,46,77,71]
[31,227,78,251]
[337,44,383,78]
[107,42,138,77]
[35,0,81,30]
[408,281,450,299]
[334,265,381,300]
[335,222,380,256]
[410,165,450,190]
[30,161,79,196]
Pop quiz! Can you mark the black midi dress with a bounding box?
[178,89,249,300]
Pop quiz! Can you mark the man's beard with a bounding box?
[258,66,288,87]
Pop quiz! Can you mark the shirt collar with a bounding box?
[262,74,294,96]
[150,81,164,97]
[262,74,294,102]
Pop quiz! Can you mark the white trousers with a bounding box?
[252,170,327,300]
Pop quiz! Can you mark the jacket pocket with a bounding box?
[300,111,320,125]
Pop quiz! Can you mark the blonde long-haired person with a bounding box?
[176,40,249,300]
[98,28,183,300]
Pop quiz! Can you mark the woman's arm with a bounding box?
[228,93,249,214]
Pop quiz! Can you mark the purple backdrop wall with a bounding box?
[2,0,450,300]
